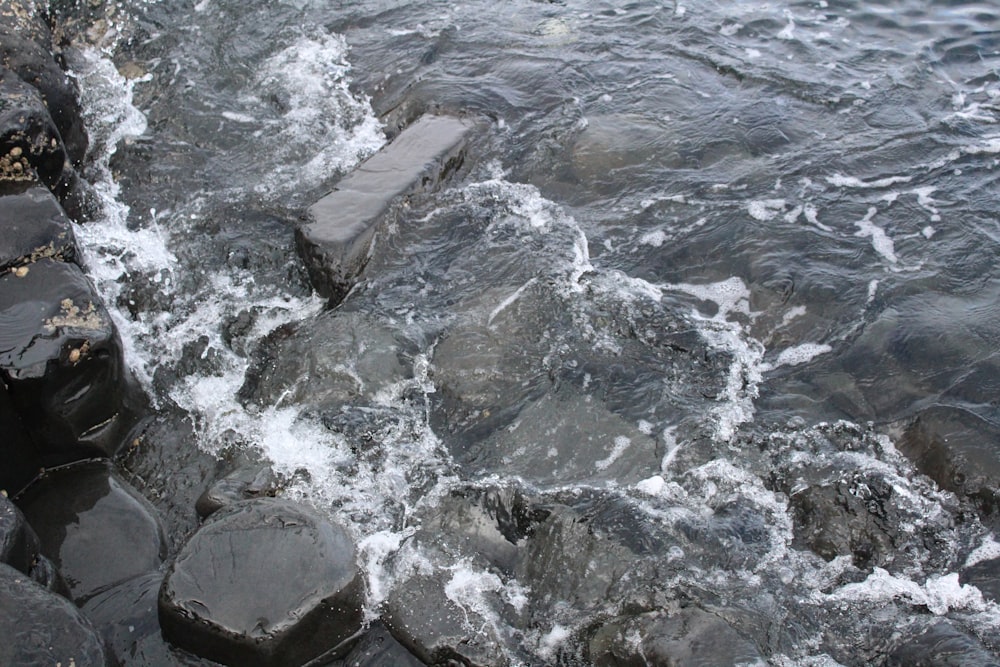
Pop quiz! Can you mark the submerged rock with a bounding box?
[589,607,764,667]
[239,309,407,410]
[884,621,1000,667]
[0,561,107,666]
[333,621,426,667]
[383,569,512,667]
[899,405,1000,524]
[17,460,167,604]
[194,460,279,519]
[0,258,140,493]
[159,498,364,667]
[297,114,475,304]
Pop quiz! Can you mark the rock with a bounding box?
[83,572,222,667]
[0,378,35,495]
[0,0,88,165]
[899,405,1000,523]
[17,459,167,603]
[383,569,512,667]
[0,181,79,271]
[0,491,39,574]
[0,68,67,188]
[0,561,108,666]
[194,460,279,519]
[296,114,475,304]
[159,498,364,667]
[334,622,426,667]
[589,607,764,667]
[960,557,1000,603]
[467,385,660,486]
[0,258,140,492]
[884,621,1000,667]
[239,309,407,410]
[787,475,899,569]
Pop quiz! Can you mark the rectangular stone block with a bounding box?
[296,114,475,304]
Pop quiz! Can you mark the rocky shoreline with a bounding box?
[4,2,1000,666]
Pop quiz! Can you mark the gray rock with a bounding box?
[239,309,407,410]
[0,258,140,493]
[960,557,1000,604]
[383,569,511,667]
[0,561,108,667]
[17,460,167,603]
[334,622,426,667]
[297,114,475,304]
[159,498,364,667]
[195,460,279,519]
[899,405,1000,524]
[884,621,1000,667]
[0,181,80,271]
[589,607,764,667]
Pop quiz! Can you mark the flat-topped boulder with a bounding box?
[296,114,475,304]
[159,498,364,667]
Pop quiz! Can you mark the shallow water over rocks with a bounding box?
[45,0,1000,663]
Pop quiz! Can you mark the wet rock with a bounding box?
[959,557,1000,603]
[195,460,279,519]
[118,410,224,552]
[0,258,140,492]
[159,498,364,667]
[0,378,35,495]
[297,114,475,304]
[884,621,1000,667]
[239,309,406,409]
[468,385,660,486]
[0,491,39,574]
[0,0,88,166]
[0,181,79,271]
[17,460,167,603]
[84,572,222,667]
[589,607,764,667]
[787,474,899,569]
[899,405,1000,523]
[0,561,108,666]
[334,622,426,667]
[383,569,512,667]
[0,68,67,188]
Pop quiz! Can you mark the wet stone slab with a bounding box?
[296,114,475,304]
[17,460,167,604]
[0,181,80,271]
[159,498,364,667]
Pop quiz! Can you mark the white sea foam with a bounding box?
[854,207,897,264]
[748,199,786,221]
[823,569,986,615]
[770,342,832,369]
[826,173,912,188]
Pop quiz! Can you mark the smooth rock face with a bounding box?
[84,572,222,667]
[333,622,426,667]
[0,181,80,271]
[899,405,1000,523]
[297,114,474,303]
[0,561,108,667]
[194,460,279,520]
[589,608,764,667]
[0,258,138,491]
[17,460,167,603]
[159,498,364,667]
[884,621,1000,667]
[0,379,35,495]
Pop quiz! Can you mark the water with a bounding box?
[59,0,1000,663]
